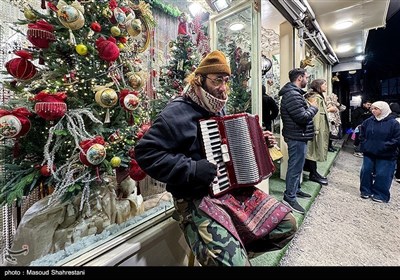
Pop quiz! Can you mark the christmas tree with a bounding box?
[0,0,156,208]
[151,13,208,118]
[225,41,251,114]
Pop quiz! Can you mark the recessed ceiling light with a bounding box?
[334,20,353,30]
[336,44,352,53]
[355,55,365,61]
[189,3,204,17]
[230,23,244,31]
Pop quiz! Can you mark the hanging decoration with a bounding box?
[27,19,56,49]
[79,136,107,166]
[119,88,139,125]
[95,36,120,62]
[5,50,37,80]
[0,108,31,139]
[112,7,127,25]
[119,89,139,111]
[93,84,118,123]
[57,0,85,45]
[126,18,142,37]
[126,72,144,90]
[129,159,146,181]
[32,91,68,121]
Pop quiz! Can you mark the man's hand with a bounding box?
[263,130,277,147]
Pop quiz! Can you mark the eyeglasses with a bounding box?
[205,76,231,86]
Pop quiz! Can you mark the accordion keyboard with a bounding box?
[200,119,230,195]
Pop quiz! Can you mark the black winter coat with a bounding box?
[279,82,318,142]
[262,94,279,131]
[134,97,220,199]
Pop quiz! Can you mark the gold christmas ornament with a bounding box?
[94,85,118,123]
[24,7,37,21]
[75,44,88,55]
[57,2,85,30]
[110,156,122,168]
[127,72,144,90]
[126,18,142,37]
[102,7,113,18]
[110,26,121,37]
[95,88,118,108]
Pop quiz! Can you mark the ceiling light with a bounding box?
[229,23,244,31]
[355,55,365,61]
[334,20,353,30]
[211,0,230,12]
[189,3,204,17]
[336,44,352,53]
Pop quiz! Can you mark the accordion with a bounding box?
[199,113,275,197]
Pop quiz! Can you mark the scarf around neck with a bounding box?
[184,85,227,114]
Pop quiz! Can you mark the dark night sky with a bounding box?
[362,7,400,102]
[364,9,400,78]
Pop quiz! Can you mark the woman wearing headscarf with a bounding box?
[359,101,400,202]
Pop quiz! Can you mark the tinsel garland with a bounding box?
[42,109,103,211]
[42,109,102,171]
[48,155,96,212]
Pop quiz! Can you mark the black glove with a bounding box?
[195,159,218,186]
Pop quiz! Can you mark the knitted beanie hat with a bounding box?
[194,50,231,76]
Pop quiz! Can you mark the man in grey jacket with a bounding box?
[279,68,318,214]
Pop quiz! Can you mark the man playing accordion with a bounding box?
[135,50,297,266]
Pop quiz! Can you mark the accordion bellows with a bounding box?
[200,113,275,197]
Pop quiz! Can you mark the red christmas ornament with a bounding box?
[0,107,32,139]
[108,130,123,143]
[128,147,135,159]
[95,36,120,62]
[119,36,127,44]
[79,136,106,166]
[90,22,102,32]
[119,89,139,111]
[40,164,56,177]
[27,20,56,49]
[136,123,151,140]
[129,159,146,181]
[5,50,37,80]
[33,91,67,120]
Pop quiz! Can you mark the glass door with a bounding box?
[209,1,262,117]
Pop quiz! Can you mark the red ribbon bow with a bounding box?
[79,136,105,151]
[0,107,32,118]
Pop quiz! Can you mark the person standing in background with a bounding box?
[279,68,318,215]
[326,92,346,151]
[359,101,400,203]
[351,99,372,157]
[303,79,329,186]
[262,84,279,132]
